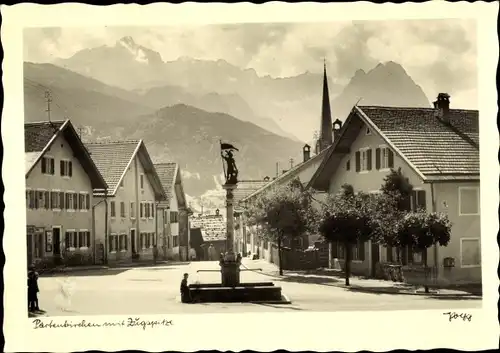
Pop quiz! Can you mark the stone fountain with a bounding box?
[188,142,289,304]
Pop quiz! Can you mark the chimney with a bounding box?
[332,119,343,142]
[433,93,450,123]
[303,144,311,162]
[276,162,280,177]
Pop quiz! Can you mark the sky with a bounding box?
[24,19,478,109]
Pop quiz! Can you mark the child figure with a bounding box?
[27,265,40,312]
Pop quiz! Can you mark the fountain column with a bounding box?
[220,183,241,287]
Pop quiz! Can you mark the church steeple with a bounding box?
[319,59,333,152]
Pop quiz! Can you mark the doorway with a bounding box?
[52,226,61,256]
[130,229,136,254]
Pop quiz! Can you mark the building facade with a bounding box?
[309,93,481,284]
[86,140,167,264]
[25,120,107,266]
[154,162,189,261]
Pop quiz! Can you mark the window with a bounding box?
[459,187,480,216]
[170,211,179,223]
[41,156,55,175]
[331,241,345,260]
[33,190,50,209]
[119,234,128,251]
[140,174,144,189]
[78,230,91,248]
[148,233,155,248]
[366,127,371,135]
[173,235,178,247]
[78,193,90,211]
[355,148,372,172]
[352,240,365,261]
[140,202,145,219]
[293,237,303,248]
[140,232,147,249]
[60,160,73,177]
[130,202,135,219]
[346,159,350,171]
[410,190,427,211]
[110,201,116,218]
[376,146,394,170]
[64,230,76,249]
[145,202,150,218]
[109,234,118,252]
[120,201,126,218]
[65,192,77,211]
[150,202,155,219]
[119,179,124,188]
[460,238,481,267]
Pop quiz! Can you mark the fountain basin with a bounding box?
[188,282,290,304]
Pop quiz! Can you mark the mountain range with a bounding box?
[25,36,432,209]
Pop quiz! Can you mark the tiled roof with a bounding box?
[25,120,66,152]
[358,106,479,176]
[233,180,269,206]
[85,140,140,193]
[154,163,177,201]
[242,148,329,202]
[190,215,226,241]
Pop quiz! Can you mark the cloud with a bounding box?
[23,19,477,108]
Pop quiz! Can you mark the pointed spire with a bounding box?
[319,59,333,152]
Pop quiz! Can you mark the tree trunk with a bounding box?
[345,242,351,286]
[278,233,283,276]
[423,248,429,293]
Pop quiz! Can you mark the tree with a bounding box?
[380,167,414,262]
[318,185,379,286]
[244,178,318,275]
[397,211,452,292]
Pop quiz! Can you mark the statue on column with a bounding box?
[220,141,239,185]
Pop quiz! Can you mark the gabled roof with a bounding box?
[154,162,187,208]
[241,148,329,203]
[233,180,270,208]
[85,140,167,200]
[25,119,107,190]
[309,105,480,191]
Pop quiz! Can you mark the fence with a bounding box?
[270,242,329,271]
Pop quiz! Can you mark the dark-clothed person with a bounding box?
[28,265,40,312]
[180,273,192,303]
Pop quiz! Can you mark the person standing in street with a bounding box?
[27,264,40,312]
[180,273,192,303]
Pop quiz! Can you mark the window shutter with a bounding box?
[388,149,394,168]
[125,235,128,250]
[375,148,381,170]
[30,190,35,209]
[50,158,55,174]
[41,159,46,174]
[73,232,78,247]
[69,161,73,177]
[59,192,65,209]
[417,190,427,210]
[411,191,417,211]
[60,160,64,176]
[86,232,91,248]
[115,236,118,250]
[355,151,361,172]
[34,191,39,209]
[140,203,143,218]
[86,194,90,210]
[151,203,155,217]
[78,232,83,247]
[65,233,70,249]
[387,246,393,262]
[359,241,365,261]
[44,191,50,208]
[73,193,78,210]
[366,149,372,171]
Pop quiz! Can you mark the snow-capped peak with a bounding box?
[117,36,149,64]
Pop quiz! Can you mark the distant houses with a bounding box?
[25,119,107,266]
